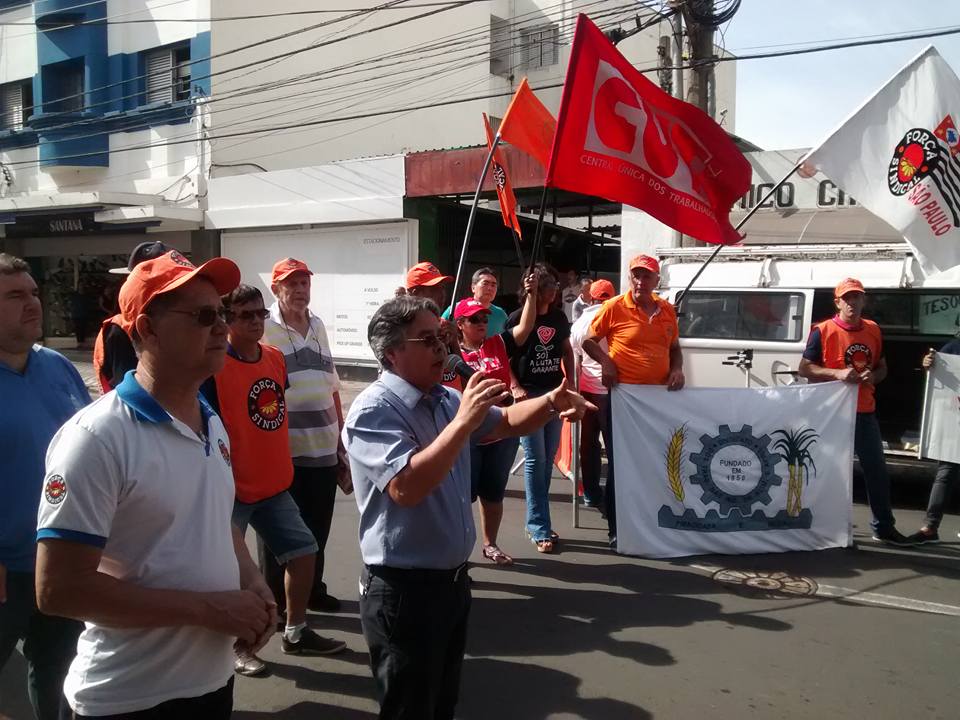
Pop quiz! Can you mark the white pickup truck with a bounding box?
[659,243,960,462]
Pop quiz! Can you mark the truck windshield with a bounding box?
[678,292,805,342]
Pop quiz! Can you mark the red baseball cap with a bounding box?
[454,298,491,319]
[628,254,660,274]
[589,279,616,300]
[835,278,866,298]
[406,261,452,289]
[119,250,241,331]
[271,257,313,285]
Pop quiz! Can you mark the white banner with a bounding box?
[805,46,960,275]
[921,352,960,463]
[612,382,857,558]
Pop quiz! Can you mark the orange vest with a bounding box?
[92,315,123,394]
[214,344,294,503]
[813,317,883,413]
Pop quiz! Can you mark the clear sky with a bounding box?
[724,0,960,151]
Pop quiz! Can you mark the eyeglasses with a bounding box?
[404,334,444,350]
[233,308,270,321]
[465,315,489,324]
[166,306,234,326]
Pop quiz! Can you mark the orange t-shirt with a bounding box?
[214,344,294,503]
[806,317,883,413]
[589,292,678,385]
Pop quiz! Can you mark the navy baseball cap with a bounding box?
[109,241,170,274]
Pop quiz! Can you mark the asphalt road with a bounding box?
[2,355,958,719]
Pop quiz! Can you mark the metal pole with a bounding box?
[527,184,550,273]
[675,162,802,308]
[449,136,500,315]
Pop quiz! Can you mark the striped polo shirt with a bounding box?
[265,303,341,467]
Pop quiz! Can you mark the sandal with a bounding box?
[533,538,555,554]
[482,544,514,565]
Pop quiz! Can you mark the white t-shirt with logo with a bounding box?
[37,373,239,716]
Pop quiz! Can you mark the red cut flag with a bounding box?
[499,78,557,168]
[484,113,523,240]
[545,14,751,245]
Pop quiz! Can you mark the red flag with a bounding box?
[484,113,522,240]
[499,78,557,168]
[545,14,752,245]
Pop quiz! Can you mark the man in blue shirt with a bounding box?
[343,295,594,720]
[0,253,90,720]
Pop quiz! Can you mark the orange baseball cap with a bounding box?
[628,254,660,274]
[834,278,866,297]
[406,261,452,289]
[271,257,313,284]
[589,279,616,300]
[453,298,491,319]
[119,250,241,331]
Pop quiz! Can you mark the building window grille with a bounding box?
[44,60,84,114]
[521,24,559,69]
[0,80,32,130]
[489,15,512,77]
[145,44,191,104]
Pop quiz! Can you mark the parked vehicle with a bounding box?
[659,243,960,462]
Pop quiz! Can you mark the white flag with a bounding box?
[805,46,960,276]
[920,351,960,464]
[612,382,857,559]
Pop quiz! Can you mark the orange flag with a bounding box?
[498,78,557,168]
[483,113,522,240]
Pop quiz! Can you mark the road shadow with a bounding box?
[459,658,651,720]
[234,701,376,719]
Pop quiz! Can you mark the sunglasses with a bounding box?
[464,315,489,324]
[233,308,270,321]
[405,334,444,350]
[166,306,234,326]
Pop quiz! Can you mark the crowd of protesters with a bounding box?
[0,244,956,720]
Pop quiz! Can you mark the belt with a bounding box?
[364,562,468,585]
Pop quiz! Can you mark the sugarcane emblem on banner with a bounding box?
[771,428,819,517]
[664,424,687,505]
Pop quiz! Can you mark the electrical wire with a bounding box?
[15,0,625,137]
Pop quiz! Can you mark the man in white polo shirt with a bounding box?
[35,250,277,718]
[262,258,348,614]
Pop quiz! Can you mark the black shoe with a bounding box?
[583,499,603,509]
[308,594,341,613]
[281,627,346,656]
[608,536,618,551]
[907,527,940,544]
[871,528,918,547]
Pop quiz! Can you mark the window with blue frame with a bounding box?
[43,59,84,114]
[144,43,191,105]
[0,80,33,130]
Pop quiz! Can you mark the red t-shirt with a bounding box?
[460,333,517,387]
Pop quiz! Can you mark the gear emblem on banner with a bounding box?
[689,424,782,515]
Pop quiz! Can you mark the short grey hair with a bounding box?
[368,295,440,368]
[471,267,496,285]
[0,253,30,276]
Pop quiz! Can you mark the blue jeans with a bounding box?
[520,393,562,542]
[233,490,318,565]
[854,412,896,533]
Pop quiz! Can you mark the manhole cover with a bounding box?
[712,569,818,599]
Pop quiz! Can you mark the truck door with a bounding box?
[670,288,814,388]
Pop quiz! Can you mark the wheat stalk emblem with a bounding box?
[665,424,687,504]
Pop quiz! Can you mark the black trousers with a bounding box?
[258,464,338,610]
[603,396,618,539]
[73,677,233,719]
[359,565,471,720]
[579,391,611,506]
[0,571,82,720]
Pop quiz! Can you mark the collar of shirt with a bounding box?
[379,369,446,410]
[622,291,663,322]
[115,371,216,430]
[268,302,317,340]
[0,344,40,376]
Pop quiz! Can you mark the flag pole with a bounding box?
[450,135,501,316]
[510,228,525,270]
[527,185,550,273]
[675,161,803,308]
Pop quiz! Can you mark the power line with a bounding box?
[19,0,626,138]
